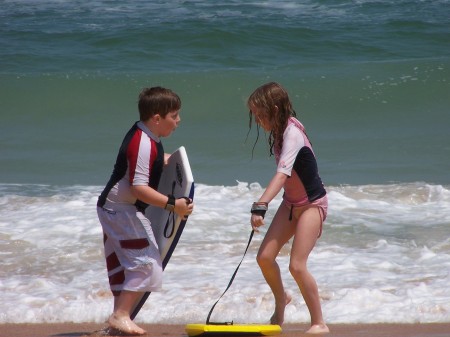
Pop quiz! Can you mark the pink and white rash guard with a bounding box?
[275,117,326,207]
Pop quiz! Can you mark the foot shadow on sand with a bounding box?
[53,327,140,337]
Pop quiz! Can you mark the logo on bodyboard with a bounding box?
[176,162,183,187]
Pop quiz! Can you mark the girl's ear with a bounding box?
[274,105,279,113]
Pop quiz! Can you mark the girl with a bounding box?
[247,82,329,334]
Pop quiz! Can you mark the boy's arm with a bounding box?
[164,153,171,165]
[131,185,167,209]
[130,185,193,217]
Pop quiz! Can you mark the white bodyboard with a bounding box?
[131,146,194,319]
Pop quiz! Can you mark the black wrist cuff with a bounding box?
[165,194,175,212]
[251,202,268,218]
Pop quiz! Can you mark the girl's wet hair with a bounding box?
[247,82,296,156]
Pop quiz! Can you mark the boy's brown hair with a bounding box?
[138,87,181,121]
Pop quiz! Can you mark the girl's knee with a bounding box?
[256,251,274,269]
[289,261,307,279]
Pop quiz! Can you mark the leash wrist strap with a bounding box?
[206,230,255,324]
[251,202,268,218]
[165,194,175,212]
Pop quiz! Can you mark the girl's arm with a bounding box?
[251,172,288,231]
[258,172,288,204]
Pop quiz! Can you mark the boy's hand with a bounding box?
[174,197,194,219]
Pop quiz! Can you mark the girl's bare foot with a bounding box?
[108,313,146,335]
[305,323,330,334]
[270,292,292,325]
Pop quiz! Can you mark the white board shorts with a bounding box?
[97,205,163,293]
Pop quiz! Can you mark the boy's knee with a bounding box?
[123,260,163,291]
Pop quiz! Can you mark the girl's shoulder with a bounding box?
[284,118,305,137]
[287,117,306,132]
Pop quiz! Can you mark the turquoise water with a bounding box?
[1,0,450,325]
[1,0,449,72]
[1,62,449,186]
[1,0,449,186]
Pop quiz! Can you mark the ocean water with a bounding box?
[1,0,449,325]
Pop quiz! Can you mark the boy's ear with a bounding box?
[152,113,162,124]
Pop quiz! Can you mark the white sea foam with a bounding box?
[0,182,449,324]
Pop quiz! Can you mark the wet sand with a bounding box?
[1,323,449,337]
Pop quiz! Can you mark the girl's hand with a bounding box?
[251,214,264,232]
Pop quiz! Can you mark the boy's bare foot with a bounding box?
[270,292,292,325]
[305,323,330,334]
[108,313,146,335]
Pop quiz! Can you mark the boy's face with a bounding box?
[157,110,181,137]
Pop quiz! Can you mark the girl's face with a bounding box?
[251,105,271,131]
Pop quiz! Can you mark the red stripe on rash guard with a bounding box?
[149,138,158,177]
[127,128,143,184]
[106,252,121,271]
[120,238,150,249]
[109,270,125,285]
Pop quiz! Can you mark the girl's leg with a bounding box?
[256,204,295,325]
[108,290,146,335]
[289,207,329,334]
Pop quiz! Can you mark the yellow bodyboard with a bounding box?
[185,324,282,336]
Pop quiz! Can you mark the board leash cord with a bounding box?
[206,229,255,325]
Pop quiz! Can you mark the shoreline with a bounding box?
[1,323,450,337]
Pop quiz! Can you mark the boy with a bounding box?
[97,87,194,335]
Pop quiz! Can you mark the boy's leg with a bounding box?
[108,290,146,335]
